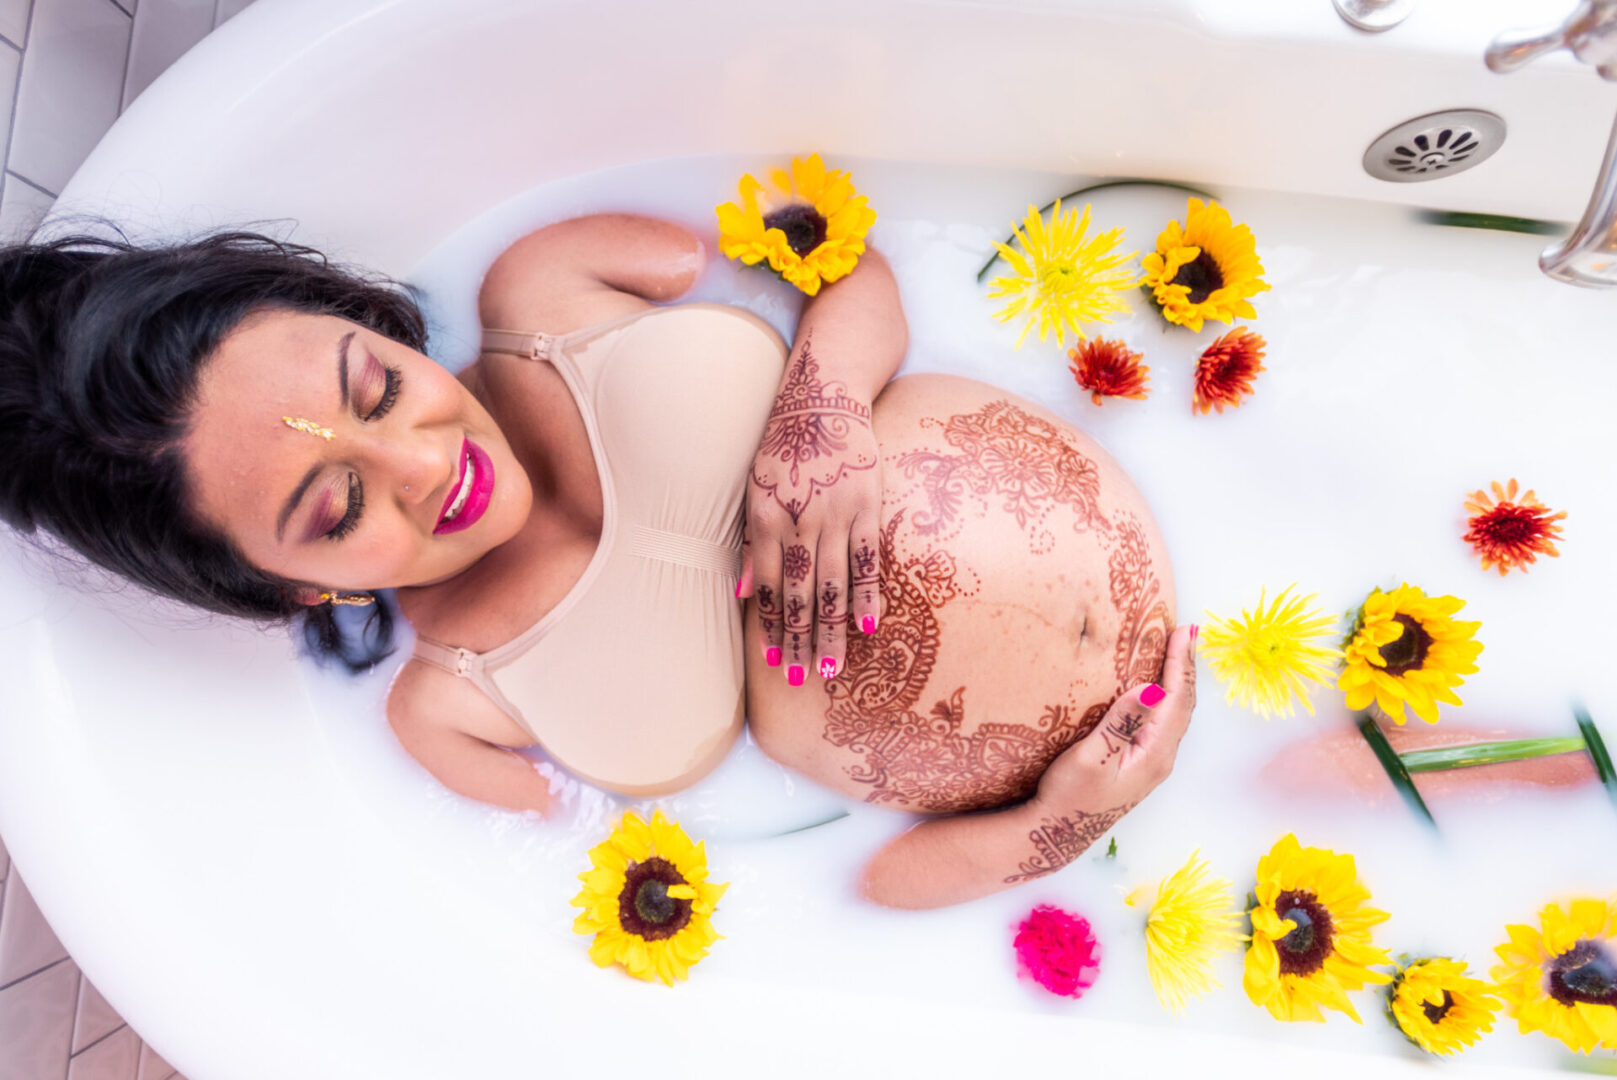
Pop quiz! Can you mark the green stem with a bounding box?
[1575,707,1617,807]
[1399,737,1587,774]
[1356,712,1437,829]
[975,178,1219,284]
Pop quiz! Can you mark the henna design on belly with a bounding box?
[821,511,1086,811]
[751,332,876,525]
[1005,803,1136,883]
[893,401,1107,554]
[1107,512,1173,689]
[783,543,811,583]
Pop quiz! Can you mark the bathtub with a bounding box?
[5,0,1617,1077]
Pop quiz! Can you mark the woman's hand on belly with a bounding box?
[856,624,1198,910]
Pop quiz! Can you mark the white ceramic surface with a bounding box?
[5,2,1617,1078]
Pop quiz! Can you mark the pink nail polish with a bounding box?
[788,665,805,687]
[735,579,743,599]
[766,647,782,667]
[1190,623,1200,643]
[819,657,838,679]
[1140,683,1166,708]
[861,615,877,635]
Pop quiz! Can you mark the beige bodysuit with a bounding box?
[411,303,788,796]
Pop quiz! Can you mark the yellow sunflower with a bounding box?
[1200,584,1341,720]
[571,810,728,986]
[1387,957,1500,1056]
[715,153,875,296]
[1244,834,1392,1023]
[1141,198,1270,332]
[1125,850,1244,1016]
[1493,897,1617,1053]
[1337,583,1483,726]
[987,199,1139,348]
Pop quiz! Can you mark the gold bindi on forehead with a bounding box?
[282,416,335,441]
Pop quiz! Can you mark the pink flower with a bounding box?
[1013,904,1102,998]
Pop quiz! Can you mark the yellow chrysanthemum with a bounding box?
[1492,897,1617,1053]
[1140,198,1270,332]
[715,153,875,296]
[1200,585,1341,720]
[1244,834,1392,1023]
[1337,583,1483,726]
[986,199,1139,348]
[1387,957,1500,1056]
[1125,851,1243,1016]
[571,810,728,986]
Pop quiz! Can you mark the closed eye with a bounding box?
[366,364,401,421]
[325,472,364,541]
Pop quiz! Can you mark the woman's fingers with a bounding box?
[1129,623,1200,765]
[781,538,815,685]
[752,542,784,668]
[849,514,881,636]
[813,538,849,681]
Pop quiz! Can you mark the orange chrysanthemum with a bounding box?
[1069,338,1151,405]
[1463,479,1567,576]
[1193,328,1267,415]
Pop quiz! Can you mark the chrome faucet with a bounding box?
[1487,0,1617,285]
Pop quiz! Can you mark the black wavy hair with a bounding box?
[0,227,431,671]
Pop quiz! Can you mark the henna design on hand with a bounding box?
[783,543,811,583]
[1100,711,1147,763]
[1004,803,1136,883]
[755,584,779,638]
[751,333,876,525]
[783,594,811,655]
[895,401,1108,554]
[818,579,844,624]
[851,539,880,613]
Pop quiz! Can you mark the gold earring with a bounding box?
[283,416,335,441]
[319,591,375,607]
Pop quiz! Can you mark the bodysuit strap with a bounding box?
[481,327,556,362]
[412,635,483,679]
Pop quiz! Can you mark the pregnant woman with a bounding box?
[0,213,1196,909]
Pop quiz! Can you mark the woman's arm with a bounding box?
[860,624,1198,909]
[387,661,555,815]
[478,214,706,334]
[741,251,908,685]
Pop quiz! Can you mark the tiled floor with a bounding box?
[0,837,190,1080]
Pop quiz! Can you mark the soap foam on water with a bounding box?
[307,154,1617,1067]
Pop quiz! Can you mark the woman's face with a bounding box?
[185,308,532,593]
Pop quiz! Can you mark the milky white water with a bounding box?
[303,154,1617,1070]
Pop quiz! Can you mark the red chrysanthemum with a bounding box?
[1463,478,1567,576]
[1068,338,1151,406]
[1013,904,1102,998]
[1192,327,1267,415]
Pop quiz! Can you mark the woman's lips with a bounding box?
[434,438,494,535]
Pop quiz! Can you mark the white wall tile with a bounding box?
[0,0,30,47]
[0,172,54,240]
[0,42,21,180]
[0,958,77,1080]
[8,0,132,193]
[67,1025,141,1080]
[121,0,211,108]
[212,0,249,29]
[0,870,67,986]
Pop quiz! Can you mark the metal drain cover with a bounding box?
[1363,110,1506,182]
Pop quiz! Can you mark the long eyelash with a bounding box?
[325,473,364,541]
[367,365,401,421]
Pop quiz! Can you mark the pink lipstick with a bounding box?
[434,438,494,535]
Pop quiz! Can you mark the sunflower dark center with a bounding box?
[1170,250,1224,304]
[763,203,828,257]
[1377,614,1434,677]
[1274,890,1336,977]
[616,856,693,941]
[1546,939,1617,1007]
[1421,990,1455,1025]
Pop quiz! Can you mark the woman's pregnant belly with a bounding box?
[746,373,1176,815]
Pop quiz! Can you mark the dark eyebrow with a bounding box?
[276,463,324,543]
[337,330,356,409]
